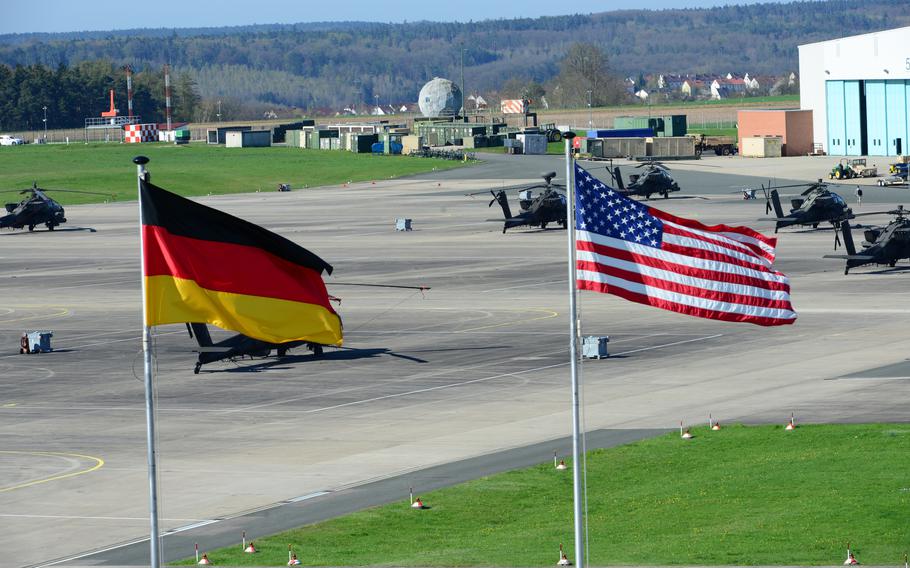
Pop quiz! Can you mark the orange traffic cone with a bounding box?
[785,413,796,430]
[844,543,859,565]
[681,429,693,439]
[711,422,721,431]
[557,544,572,566]
[244,542,256,554]
[288,553,301,566]
[556,459,567,470]
[198,553,212,565]
[411,497,426,509]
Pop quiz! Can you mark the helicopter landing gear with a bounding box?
[844,267,850,275]
[277,347,288,357]
[28,224,35,232]
[540,222,548,229]
[193,362,202,375]
[889,260,897,267]
[812,223,819,228]
[663,191,669,199]
[46,222,54,231]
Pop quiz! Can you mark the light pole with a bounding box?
[587,90,593,128]
[216,100,222,123]
[460,45,466,119]
[374,94,379,115]
[42,106,47,142]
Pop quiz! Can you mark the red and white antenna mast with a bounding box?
[164,63,172,131]
[125,65,134,119]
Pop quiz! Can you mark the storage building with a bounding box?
[799,26,910,156]
[225,130,272,148]
[737,110,814,156]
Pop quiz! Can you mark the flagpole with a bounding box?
[562,133,584,568]
[134,155,161,568]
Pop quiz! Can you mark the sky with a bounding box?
[2,0,785,35]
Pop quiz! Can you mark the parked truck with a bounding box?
[691,133,737,156]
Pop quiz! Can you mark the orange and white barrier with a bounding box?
[786,413,796,430]
[557,543,571,566]
[198,553,211,565]
[844,544,859,565]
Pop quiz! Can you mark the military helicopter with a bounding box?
[186,323,328,374]
[469,172,567,233]
[0,183,111,231]
[755,179,884,249]
[185,283,429,373]
[825,205,910,274]
[606,160,681,200]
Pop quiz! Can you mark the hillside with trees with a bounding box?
[0,0,907,129]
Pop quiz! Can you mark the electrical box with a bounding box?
[582,336,609,359]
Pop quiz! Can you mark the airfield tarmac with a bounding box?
[1,152,909,567]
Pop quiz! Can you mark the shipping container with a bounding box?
[649,136,696,157]
[741,136,783,158]
[587,128,653,138]
[207,126,252,145]
[225,130,272,148]
[593,137,648,158]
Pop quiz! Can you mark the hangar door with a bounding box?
[826,80,864,156]
[884,81,908,156]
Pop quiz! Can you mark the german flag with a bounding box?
[140,179,342,346]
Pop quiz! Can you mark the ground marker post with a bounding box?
[195,543,199,563]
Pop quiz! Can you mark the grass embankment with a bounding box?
[0,143,470,205]
[176,424,910,566]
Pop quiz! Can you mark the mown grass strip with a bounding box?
[174,424,910,566]
[0,143,471,205]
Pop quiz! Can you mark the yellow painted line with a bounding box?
[0,451,104,493]
[0,306,70,324]
[456,308,559,333]
[2,403,16,408]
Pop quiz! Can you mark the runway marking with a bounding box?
[456,308,559,333]
[0,451,104,493]
[165,519,218,534]
[0,306,69,324]
[2,403,15,408]
[45,278,135,291]
[287,490,331,502]
[481,280,565,293]
[828,376,910,381]
[611,334,724,356]
[3,334,723,416]
[0,513,201,522]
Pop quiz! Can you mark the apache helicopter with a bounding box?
[755,179,884,249]
[185,283,429,373]
[606,160,681,200]
[825,205,910,274]
[0,183,111,231]
[186,323,328,374]
[469,172,567,233]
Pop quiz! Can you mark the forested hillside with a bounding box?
[1,0,908,129]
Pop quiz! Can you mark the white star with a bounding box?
[650,240,658,246]
[635,235,643,242]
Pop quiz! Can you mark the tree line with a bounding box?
[0,61,199,131]
[1,0,907,128]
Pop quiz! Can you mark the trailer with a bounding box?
[691,134,737,156]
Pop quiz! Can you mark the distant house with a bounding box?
[681,79,706,97]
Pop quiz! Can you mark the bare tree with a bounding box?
[551,43,626,108]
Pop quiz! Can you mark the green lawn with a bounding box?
[175,424,910,566]
[0,143,470,205]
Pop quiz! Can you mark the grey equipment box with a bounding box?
[582,336,609,359]
[25,330,53,353]
[395,218,413,231]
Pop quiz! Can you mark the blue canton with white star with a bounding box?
[574,163,664,249]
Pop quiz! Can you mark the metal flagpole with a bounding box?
[134,155,161,568]
[562,133,584,568]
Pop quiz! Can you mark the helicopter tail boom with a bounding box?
[489,190,513,220]
[769,189,785,219]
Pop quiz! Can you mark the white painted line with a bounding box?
[0,513,201,522]
[481,280,565,293]
[165,519,218,534]
[611,334,724,356]
[287,490,330,502]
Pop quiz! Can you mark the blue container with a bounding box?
[586,128,653,138]
[371,142,403,155]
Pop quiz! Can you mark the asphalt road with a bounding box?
[1,152,908,567]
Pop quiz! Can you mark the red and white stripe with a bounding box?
[576,223,796,326]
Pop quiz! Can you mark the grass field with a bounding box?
[175,424,910,566]
[0,143,471,205]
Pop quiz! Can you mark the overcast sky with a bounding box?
[3,0,787,35]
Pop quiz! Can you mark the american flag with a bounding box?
[573,163,796,326]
